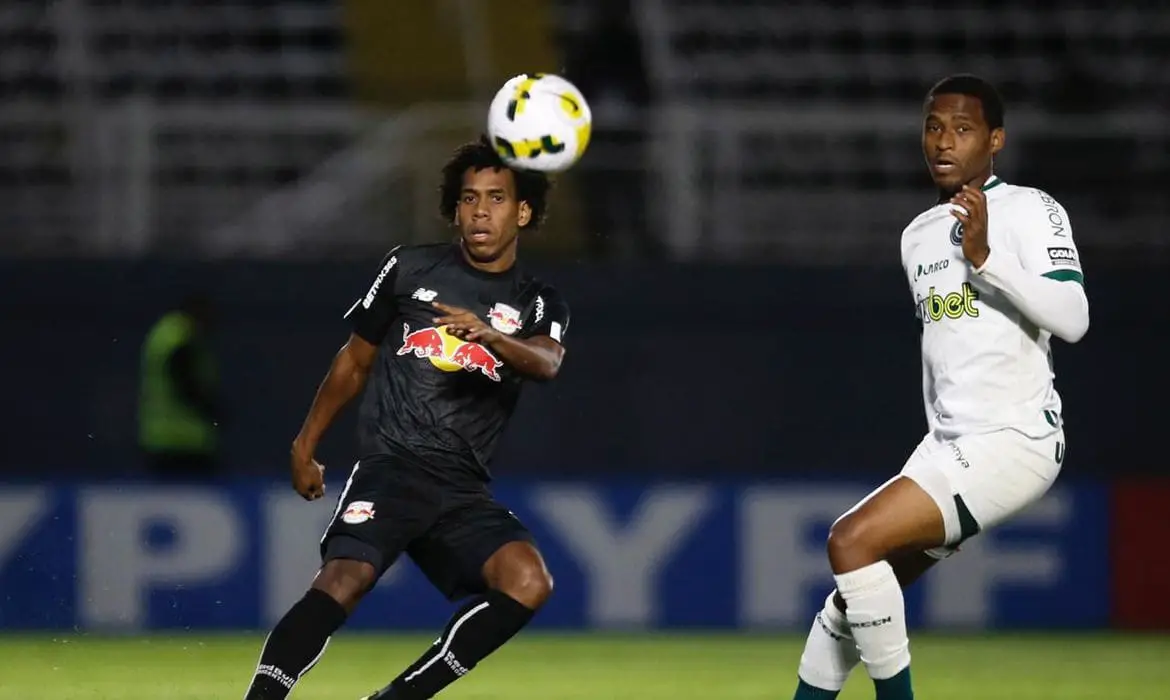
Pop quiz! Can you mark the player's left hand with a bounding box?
[432,302,501,343]
[950,184,990,268]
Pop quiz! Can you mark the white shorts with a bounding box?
[899,428,1065,559]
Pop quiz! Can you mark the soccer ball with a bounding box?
[487,73,592,173]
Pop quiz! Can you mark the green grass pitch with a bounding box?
[2,632,1167,699]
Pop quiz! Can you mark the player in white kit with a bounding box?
[789,75,1090,700]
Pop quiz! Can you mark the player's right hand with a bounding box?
[290,447,326,501]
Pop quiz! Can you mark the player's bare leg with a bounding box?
[481,540,556,608]
[830,477,943,698]
[364,541,553,700]
[311,558,380,611]
[243,558,377,699]
[794,477,944,700]
[794,550,938,699]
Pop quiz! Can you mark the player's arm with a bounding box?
[291,333,379,460]
[432,289,570,382]
[483,333,564,381]
[290,250,402,500]
[952,186,1089,343]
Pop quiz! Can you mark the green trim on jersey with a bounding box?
[1042,269,1084,286]
[981,176,1004,192]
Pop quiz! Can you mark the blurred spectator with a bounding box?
[137,293,222,479]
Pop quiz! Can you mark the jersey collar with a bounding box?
[453,242,520,280]
[936,174,1005,205]
[981,174,1004,192]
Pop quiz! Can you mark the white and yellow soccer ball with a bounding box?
[487,73,592,173]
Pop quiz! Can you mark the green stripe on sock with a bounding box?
[874,666,914,700]
[793,678,841,699]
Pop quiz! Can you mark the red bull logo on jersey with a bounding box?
[341,500,376,524]
[397,324,503,382]
[487,303,523,335]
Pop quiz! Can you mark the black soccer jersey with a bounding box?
[343,243,570,484]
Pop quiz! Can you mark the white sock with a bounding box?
[797,591,861,691]
[834,561,910,680]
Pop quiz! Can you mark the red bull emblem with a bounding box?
[397,323,503,382]
[487,303,523,335]
[397,325,445,359]
[341,500,375,524]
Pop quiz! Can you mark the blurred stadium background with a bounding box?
[1,1,1168,698]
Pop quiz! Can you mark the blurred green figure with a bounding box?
[138,294,221,478]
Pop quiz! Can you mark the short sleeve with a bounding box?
[1008,190,1085,286]
[343,247,403,344]
[523,285,570,345]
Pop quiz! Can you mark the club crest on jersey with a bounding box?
[487,303,522,335]
[949,221,964,246]
[341,500,376,524]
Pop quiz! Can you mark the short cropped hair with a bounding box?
[439,136,551,229]
[925,74,1005,130]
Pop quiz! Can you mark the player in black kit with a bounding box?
[242,138,570,700]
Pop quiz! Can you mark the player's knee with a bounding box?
[508,564,554,609]
[826,514,882,572]
[483,541,554,609]
[312,558,378,611]
[496,561,554,610]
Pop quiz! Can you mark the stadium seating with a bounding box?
[638,0,1167,105]
[2,0,1166,260]
[627,0,1169,259]
[0,0,351,254]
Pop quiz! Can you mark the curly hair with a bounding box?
[439,136,552,229]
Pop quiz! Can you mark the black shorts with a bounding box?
[319,455,534,601]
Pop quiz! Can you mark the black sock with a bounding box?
[243,588,348,700]
[368,590,536,700]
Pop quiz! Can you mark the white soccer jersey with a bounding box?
[900,175,1089,439]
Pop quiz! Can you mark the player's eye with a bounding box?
[491,194,505,203]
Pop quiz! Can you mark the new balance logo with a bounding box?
[412,288,438,302]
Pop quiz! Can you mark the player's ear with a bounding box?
[990,127,1005,156]
[517,200,532,228]
[453,210,461,226]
